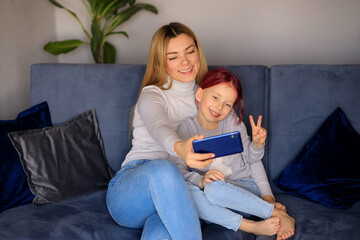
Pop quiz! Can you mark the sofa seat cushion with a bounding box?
[275,193,360,240]
[0,190,141,240]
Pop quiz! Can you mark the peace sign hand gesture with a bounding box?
[249,115,267,148]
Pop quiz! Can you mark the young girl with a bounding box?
[170,67,295,240]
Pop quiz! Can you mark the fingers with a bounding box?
[187,158,213,169]
[257,115,262,127]
[191,134,205,142]
[249,115,263,128]
[207,170,225,181]
[205,169,225,182]
[249,115,255,129]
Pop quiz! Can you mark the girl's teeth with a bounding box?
[210,110,219,116]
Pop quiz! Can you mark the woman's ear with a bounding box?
[195,87,203,102]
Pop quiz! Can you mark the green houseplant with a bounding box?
[44,0,158,63]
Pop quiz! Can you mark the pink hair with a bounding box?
[199,67,244,124]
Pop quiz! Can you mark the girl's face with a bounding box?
[166,33,200,83]
[196,82,238,130]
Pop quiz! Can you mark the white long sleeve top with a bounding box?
[122,76,198,167]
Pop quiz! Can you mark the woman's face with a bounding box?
[166,33,200,83]
[196,82,237,130]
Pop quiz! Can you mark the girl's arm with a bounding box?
[250,161,274,198]
[249,150,287,211]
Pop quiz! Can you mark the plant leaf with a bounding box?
[103,41,116,63]
[43,39,85,55]
[105,31,129,38]
[91,18,104,63]
[107,4,158,34]
[49,0,91,39]
[104,0,127,20]
[128,0,135,6]
[48,0,81,25]
[48,0,64,8]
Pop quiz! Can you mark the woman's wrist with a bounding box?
[174,140,184,159]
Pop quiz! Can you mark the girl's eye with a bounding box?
[212,96,218,100]
[226,104,233,108]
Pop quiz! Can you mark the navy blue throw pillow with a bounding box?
[274,107,360,209]
[0,102,52,212]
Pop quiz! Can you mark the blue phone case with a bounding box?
[192,131,243,158]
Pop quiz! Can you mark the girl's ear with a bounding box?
[195,87,203,102]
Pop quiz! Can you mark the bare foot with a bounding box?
[239,217,280,236]
[272,209,295,240]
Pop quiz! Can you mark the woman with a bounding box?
[106,22,213,240]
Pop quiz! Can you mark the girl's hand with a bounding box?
[199,169,225,189]
[263,195,287,212]
[249,115,267,148]
[174,135,214,169]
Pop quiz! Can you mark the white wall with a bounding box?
[0,0,57,119]
[55,0,360,65]
[1,0,360,119]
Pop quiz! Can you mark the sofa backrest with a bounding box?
[31,64,146,171]
[268,65,360,193]
[30,64,269,172]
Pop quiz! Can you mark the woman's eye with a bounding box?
[187,50,195,54]
[168,57,177,61]
[226,104,232,108]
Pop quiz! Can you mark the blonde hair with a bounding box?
[129,23,208,131]
[140,22,208,91]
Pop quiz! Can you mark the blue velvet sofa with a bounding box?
[0,64,359,240]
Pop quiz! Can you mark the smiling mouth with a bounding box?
[209,109,220,118]
[178,67,193,73]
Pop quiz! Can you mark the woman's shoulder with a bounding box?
[138,85,166,100]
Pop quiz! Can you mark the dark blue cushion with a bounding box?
[274,107,360,209]
[0,102,52,212]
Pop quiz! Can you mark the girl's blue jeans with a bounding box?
[187,179,274,231]
[106,159,202,240]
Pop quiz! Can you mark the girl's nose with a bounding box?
[214,102,223,110]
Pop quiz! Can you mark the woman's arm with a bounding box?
[137,89,213,168]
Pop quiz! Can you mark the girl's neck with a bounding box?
[196,115,218,130]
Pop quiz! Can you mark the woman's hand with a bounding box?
[249,115,267,148]
[174,135,214,169]
[199,169,225,189]
[263,195,287,212]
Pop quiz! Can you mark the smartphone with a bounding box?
[192,131,243,158]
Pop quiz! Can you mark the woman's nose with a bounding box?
[180,55,190,65]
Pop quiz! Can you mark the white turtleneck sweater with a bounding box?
[122,76,198,167]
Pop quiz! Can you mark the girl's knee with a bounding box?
[204,180,226,204]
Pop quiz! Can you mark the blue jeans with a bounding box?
[187,179,274,231]
[106,159,202,240]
